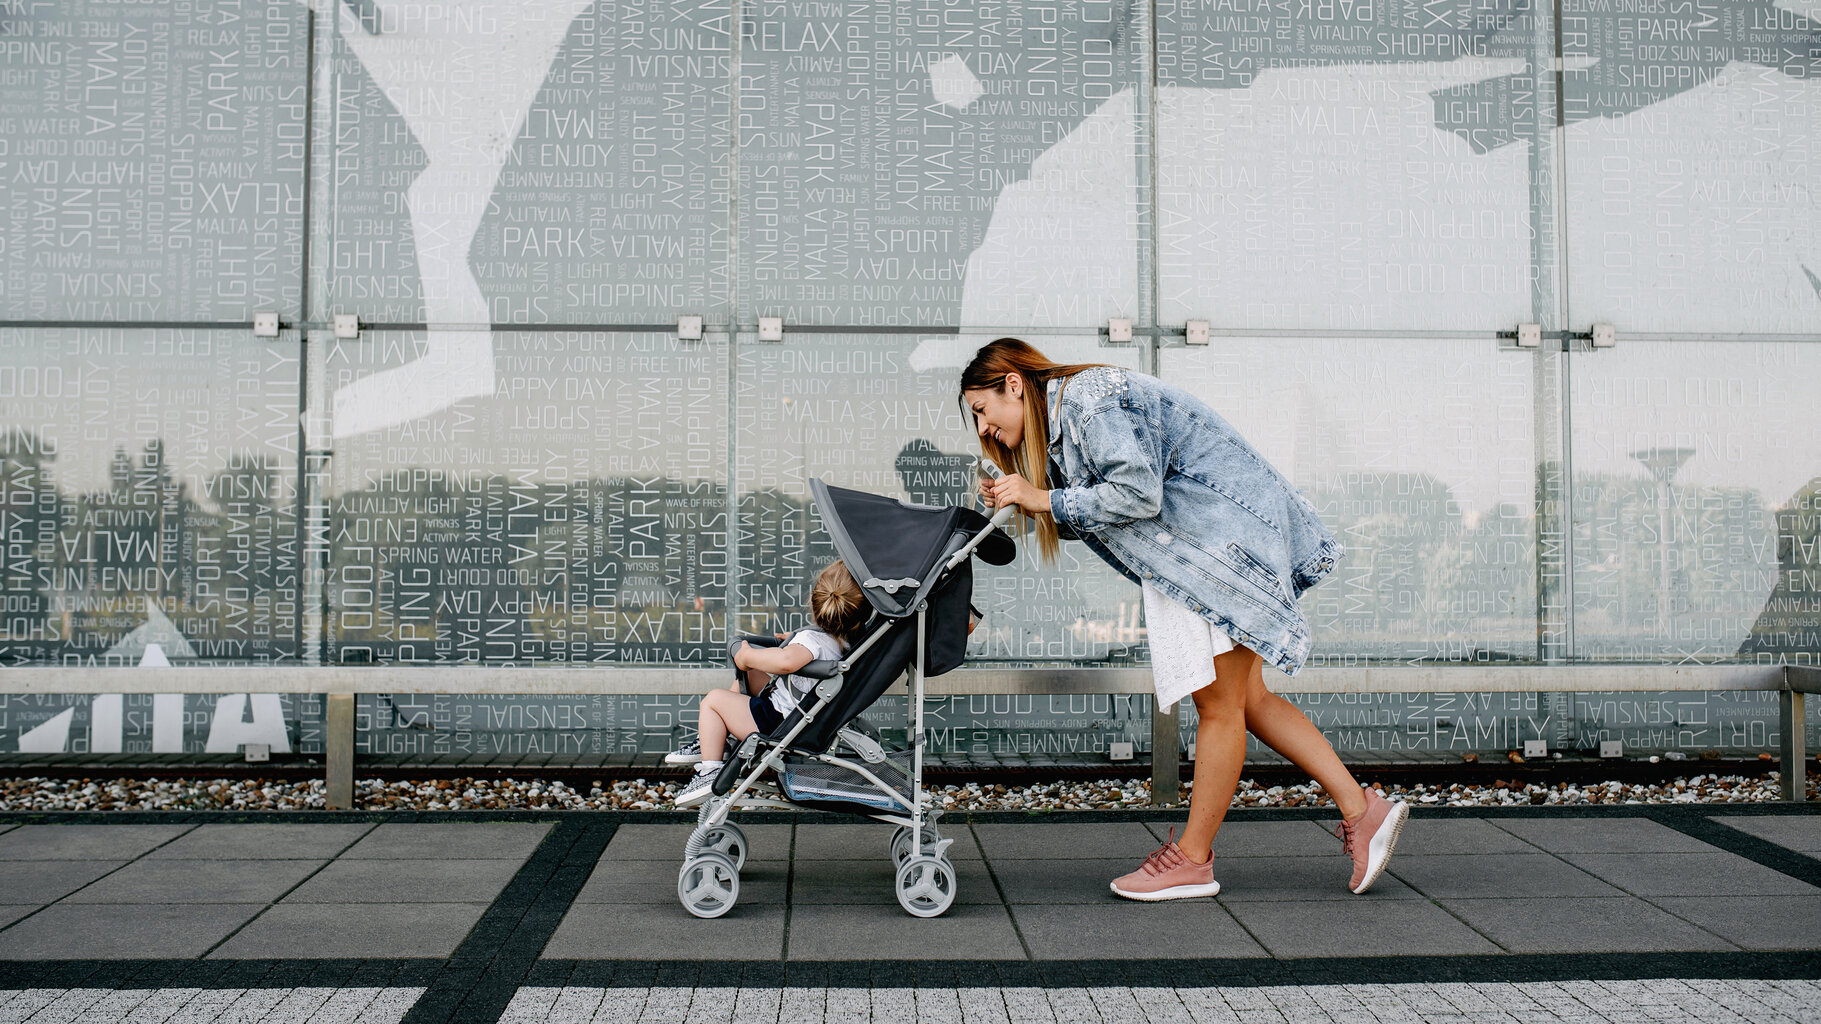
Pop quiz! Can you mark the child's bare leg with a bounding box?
[738,669,772,695]
[698,689,762,762]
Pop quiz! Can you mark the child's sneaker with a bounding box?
[664,738,702,765]
[1335,788,1409,894]
[674,762,720,808]
[1109,828,1221,901]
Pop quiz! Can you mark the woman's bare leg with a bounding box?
[1176,645,1258,863]
[1240,657,1369,820]
[697,689,759,763]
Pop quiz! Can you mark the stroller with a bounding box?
[677,478,1015,919]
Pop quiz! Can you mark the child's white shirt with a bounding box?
[768,628,845,716]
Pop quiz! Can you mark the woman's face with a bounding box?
[963,375,1026,449]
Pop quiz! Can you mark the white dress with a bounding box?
[1142,580,1236,708]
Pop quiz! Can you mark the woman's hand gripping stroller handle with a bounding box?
[945,502,1019,572]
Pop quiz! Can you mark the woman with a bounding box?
[960,339,1408,898]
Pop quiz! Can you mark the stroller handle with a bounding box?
[944,501,1018,572]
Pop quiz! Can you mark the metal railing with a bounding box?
[1,664,1814,809]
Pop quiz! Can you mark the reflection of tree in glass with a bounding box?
[1739,477,1821,661]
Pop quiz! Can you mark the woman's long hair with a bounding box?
[958,338,1113,562]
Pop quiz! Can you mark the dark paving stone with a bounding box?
[993,858,1145,905]
[0,903,262,959]
[0,825,192,861]
[0,906,38,929]
[0,860,128,904]
[786,902,1024,961]
[1647,895,1821,950]
[1225,899,1501,957]
[602,824,792,862]
[973,822,1157,860]
[146,824,375,860]
[284,858,524,904]
[1211,856,1419,901]
[795,824,982,860]
[1389,854,1622,899]
[544,901,785,960]
[790,859,998,906]
[1714,816,1821,855]
[212,902,491,959]
[66,859,324,904]
[1560,852,1821,897]
[1013,901,1264,960]
[1383,818,1535,856]
[1146,820,1334,858]
[340,822,550,860]
[574,859,788,904]
[1493,818,1716,854]
[1443,897,1738,953]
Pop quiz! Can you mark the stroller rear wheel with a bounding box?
[894,854,957,917]
[678,851,741,919]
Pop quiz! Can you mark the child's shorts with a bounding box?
[749,694,785,736]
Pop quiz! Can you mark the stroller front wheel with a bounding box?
[889,824,940,867]
[678,851,741,919]
[894,854,957,918]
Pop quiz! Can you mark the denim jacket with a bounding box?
[1045,367,1342,675]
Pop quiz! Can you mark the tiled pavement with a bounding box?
[0,809,1817,1022]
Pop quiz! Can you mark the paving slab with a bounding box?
[575,858,789,904]
[1385,818,1537,856]
[1646,896,1821,951]
[146,823,375,860]
[1558,852,1821,897]
[545,901,786,959]
[211,902,491,959]
[795,823,982,860]
[1146,820,1333,858]
[339,822,550,860]
[0,860,128,904]
[972,822,1158,860]
[786,902,1025,961]
[1442,897,1738,953]
[1013,902,1266,960]
[0,824,192,861]
[1714,815,1821,855]
[1388,854,1623,899]
[1207,856,1420,901]
[603,824,792,861]
[1224,899,1501,957]
[283,858,525,903]
[1492,818,1717,854]
[0,906,36,929]
[790,858,999,906]
[0,903,262,959]
[65,858,324,904]
[990,858,1148,905]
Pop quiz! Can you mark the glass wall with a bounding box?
[3,0,1818,758]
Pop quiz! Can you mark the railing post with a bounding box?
[1781,687,1807,802]
[326,693,355,810]
[1150,697,1180,806]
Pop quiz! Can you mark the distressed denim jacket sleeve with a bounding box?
[1049,402,1165,534]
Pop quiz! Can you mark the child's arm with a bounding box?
[733,640,817,677]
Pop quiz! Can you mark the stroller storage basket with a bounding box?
[779,749,914,812]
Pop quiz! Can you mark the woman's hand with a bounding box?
[983,472,1051,513]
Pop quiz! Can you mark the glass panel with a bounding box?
[0,2,309,321]
[1155,0,1557,332]
[735,3,1144,328]
[1160,339,1539,662]
[1561,1,1821,333]
[2,694,322,757]
[323,329,728,665]
[0,328,301,664]
[314,0,731,323]
[1570,341,1821,661]
[733,332,1146,660]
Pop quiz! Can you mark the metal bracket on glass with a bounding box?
[1500,325,1607,352]
[758,316,783,342]
[1106,317,1134,344]
[333,314,360,340]
[1184,320,1210,346]
[253,312,280,338]
[677,315,704,341]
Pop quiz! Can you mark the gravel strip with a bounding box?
[0,774,1812,812]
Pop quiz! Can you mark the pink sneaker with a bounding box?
[1335,788,1409,894]
[1109,829,1222,901]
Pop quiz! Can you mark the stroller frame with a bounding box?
[677,498,1015,919]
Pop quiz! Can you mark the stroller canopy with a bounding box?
[810,480,1015,619]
